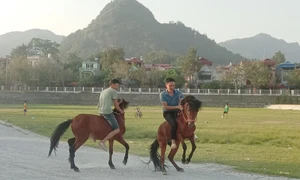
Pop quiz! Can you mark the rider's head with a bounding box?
[110,79,120,90]
[165,78,175,92]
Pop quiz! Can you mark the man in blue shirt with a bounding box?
[159,78,184,149]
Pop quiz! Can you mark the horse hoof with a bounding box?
[162,171,167,175]
[73,167,80,172]
[177,168,184,172]
[154,167,161,172]
[182,160,186,164]
[123,160,127,165]
[110,166,116,170]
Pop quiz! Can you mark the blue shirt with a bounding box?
[160,90,184,111]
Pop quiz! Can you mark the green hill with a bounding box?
[60,0,243,65]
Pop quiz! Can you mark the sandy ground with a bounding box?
[0,120,298,180]
[266,105,300,111]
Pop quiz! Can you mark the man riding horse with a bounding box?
[48,79,130,172]
[159,78,184,149]
[98,79,124,151]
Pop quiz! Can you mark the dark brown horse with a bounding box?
[48,99,130,172]
[149,95,202,175]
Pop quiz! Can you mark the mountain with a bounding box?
[0,29,65,57]
[219,33,300,62]
[59,0,243,65]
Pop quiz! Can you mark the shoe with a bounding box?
[99,142,107,152]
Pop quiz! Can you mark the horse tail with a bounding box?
[149,139,162,171]
[48,119,72,157]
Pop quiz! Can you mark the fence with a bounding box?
[0,85,299,96]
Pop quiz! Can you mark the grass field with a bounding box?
[0,104,300,178]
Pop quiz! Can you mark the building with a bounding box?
[79,58,101,79]
[261,58,276,88]
[27,55,42,67]
[262,58,276,68]
[145,64,173,71]
[125,57,143,68]
[197,57,214,84]
[0,57,11,69]
[125,57,173,71]
[275,61,298,88]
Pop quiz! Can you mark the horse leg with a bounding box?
[177,134,187,164]
[68,138,77,171]
[186,138,196,164]
[181,141,187,164]
[168,141,184,172]
[159,140,168,175]
[69,135,89,172]
[115,136,129,165]
[108,139,116,169]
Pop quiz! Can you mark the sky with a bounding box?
[1,0,300,43]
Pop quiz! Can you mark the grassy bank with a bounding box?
[0,104,299,178]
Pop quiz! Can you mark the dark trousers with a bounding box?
[163,111,178,140]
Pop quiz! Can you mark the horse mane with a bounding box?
[180,95,202,111]
[113,98,130,112]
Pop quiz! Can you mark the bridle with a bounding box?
[177,103,197,123]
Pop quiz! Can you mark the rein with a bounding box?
[113,111,123,116]
[113,99,125,116]
[177,108,197,123]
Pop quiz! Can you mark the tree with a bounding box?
[144,51,180,64]
[147,69,165,88]
[10,44,28,59]
[7,57,31,85]
[27,38,60,59]
[287,69,300,88]
[164,69,185,88]
[222,63,245,91]
[272,51,286,65]
[200,80,221,89]
[178,48,202,84]
[98,48,125,69]
[128,67,149,87]
[10,38,60,62]
[244,61,270,88]
[33,61,63,86]
[63,53,83,74]
[111,61,130,81]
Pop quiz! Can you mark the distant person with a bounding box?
[98,79,124,151]
[24,101,27,115]
[221,103,229,118]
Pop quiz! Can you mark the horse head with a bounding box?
[180,95,202,128]
[117,98,130,111]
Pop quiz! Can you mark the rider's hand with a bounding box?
[120,110,125,114]
[177,105,183,111]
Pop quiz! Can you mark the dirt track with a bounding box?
[0,121,297,180]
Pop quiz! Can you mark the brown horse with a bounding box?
[148,95,202,175]
[48,99,130,172]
